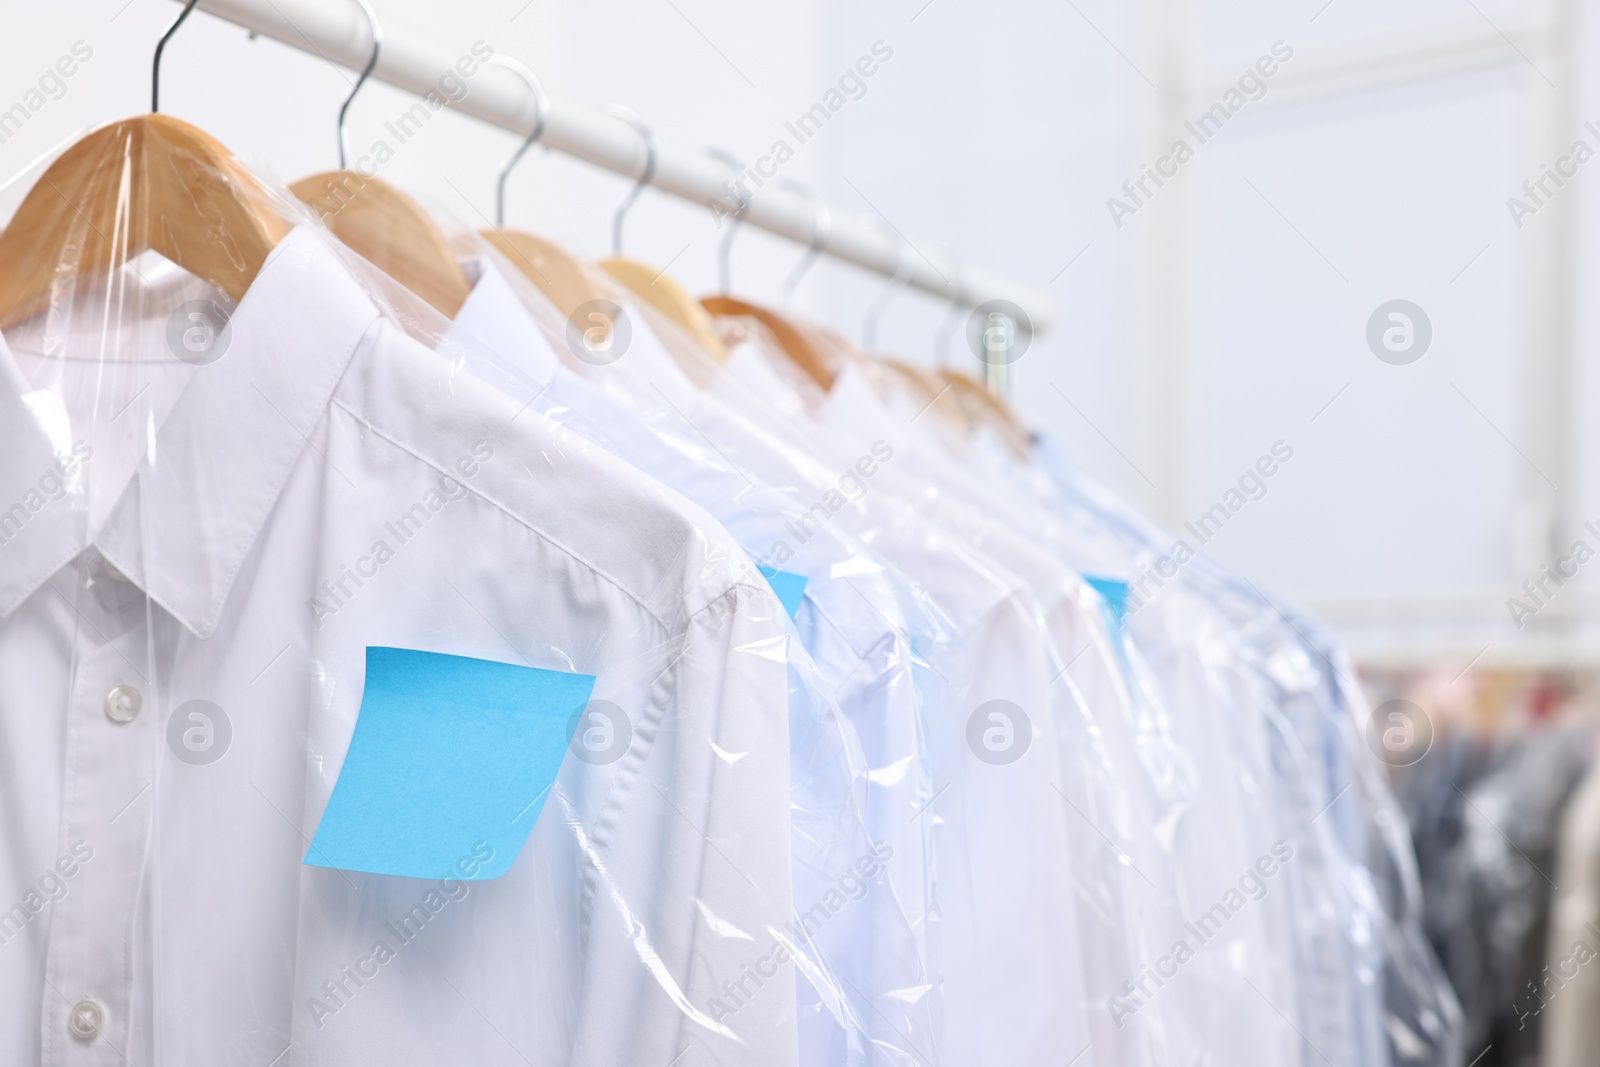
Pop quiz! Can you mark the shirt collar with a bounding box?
[0,226,381,638]
[445,254,705,425]
[444,255,562,390]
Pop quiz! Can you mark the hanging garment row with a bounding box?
[0,6,1460,1067]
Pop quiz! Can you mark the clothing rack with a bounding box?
[163,0,1058,336]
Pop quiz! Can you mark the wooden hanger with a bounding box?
[701,179,845,389]
[701,295,838,390]
[292,171,472,319]
[875,356,972,433]
[483,229,611,322]
[591,106,727,359]
[599,257,728,359]
[473,57,615,337]
[937,368,1034,458]
[284,1,470,319]
[0,114,291,330]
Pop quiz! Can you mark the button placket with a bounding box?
[41,617,158,1067]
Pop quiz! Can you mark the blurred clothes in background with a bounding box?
[1368,670,1599,1067]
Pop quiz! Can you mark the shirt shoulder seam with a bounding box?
[329,397,762,634]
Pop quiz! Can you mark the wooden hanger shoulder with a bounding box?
[700,295,838,390]
[936,368,1033,457]
[292,170,472,318]
[0,114,290,330]
[597,256,727,359]
[874,356,971,432]
[480,229,608,321]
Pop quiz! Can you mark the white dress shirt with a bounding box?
[703,337,1322,1067]
[440,255,938,1065]
[653,346,1099,1067]
[814,364,1326,1067]
[0,227,801,1067]
[780,361,1210,1066]
[469,283,1097,1065]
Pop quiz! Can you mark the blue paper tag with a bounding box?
[305,647,596,881]
[758,565,808,620]
[1085,575,1129,630]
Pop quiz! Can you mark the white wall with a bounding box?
[3,0,1596,666]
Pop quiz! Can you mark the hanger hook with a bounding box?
[705,148,748,293]
[932,248,967,366]
[862,219,913,351]
[607,105,657,257]
[337,0,383,169]
[489,55,550,227]
[152,0,201,113]
[777,178,831,301]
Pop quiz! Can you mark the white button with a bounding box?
[69,999,103,1040]
[105,685,142,723]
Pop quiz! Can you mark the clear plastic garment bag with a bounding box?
[0,117,912,1067]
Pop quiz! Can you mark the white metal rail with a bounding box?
[165,0,1058,334]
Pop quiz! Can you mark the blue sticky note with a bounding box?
[758,565,808,620]
[306,647,596,880]
[1085,575,1129,630]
